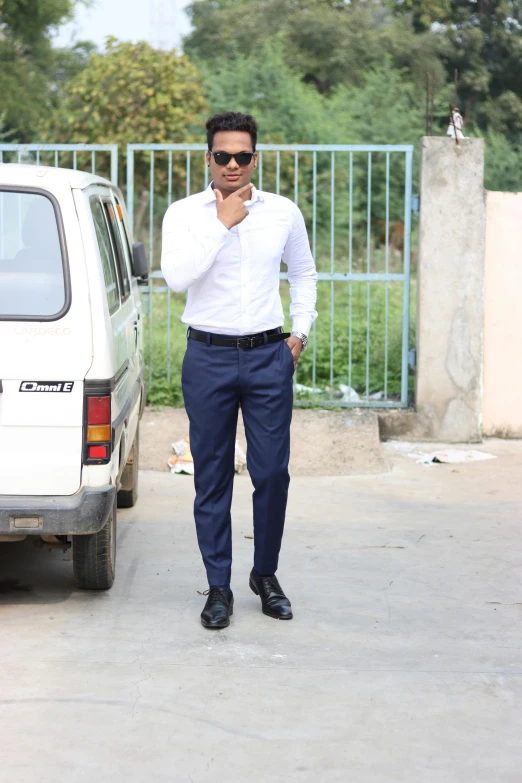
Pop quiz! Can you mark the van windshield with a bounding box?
[0,190,67,319]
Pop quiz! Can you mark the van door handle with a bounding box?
[0,380,3,393]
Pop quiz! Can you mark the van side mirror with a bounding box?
[132,242,149,282]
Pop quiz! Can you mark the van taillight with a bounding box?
[89,445,108,459]
[84,395,112,464]
[88,396,110,425]
[87,396,111,442]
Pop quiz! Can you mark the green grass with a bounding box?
[143,275,416,408]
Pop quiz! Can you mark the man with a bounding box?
[161,112,317,629]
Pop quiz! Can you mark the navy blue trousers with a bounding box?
[181,335,294,588]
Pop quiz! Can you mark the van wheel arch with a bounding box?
[117,425,139,508]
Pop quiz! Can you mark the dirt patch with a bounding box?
[140,406,389,476]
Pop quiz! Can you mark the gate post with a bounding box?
[415,136,486,441]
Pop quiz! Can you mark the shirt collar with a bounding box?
[202,181,264,206]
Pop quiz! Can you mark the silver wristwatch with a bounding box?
[291,331,309,352]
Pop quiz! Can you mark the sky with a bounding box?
[53,0,192,51]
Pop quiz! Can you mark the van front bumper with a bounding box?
[0,485,116,536]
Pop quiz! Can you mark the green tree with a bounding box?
[42,37,209,235]
[42,37,207,146]
[0,0,74,46]
[384,0,452,31]
[200,42,326,143]
[0,112,15,140]
[484,131,522,191]
[185,0,444,95]
[0,0,88,140]
[387,0,522,134]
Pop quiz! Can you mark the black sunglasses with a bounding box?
[210,151,255,166]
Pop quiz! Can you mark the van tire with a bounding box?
[117,426,139,509]
[73,496,117,590]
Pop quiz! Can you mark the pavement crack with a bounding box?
[134,626,156,666]
[131,663,152,719]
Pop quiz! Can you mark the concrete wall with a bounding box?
[483,191,522,437]
[415,137,486,442]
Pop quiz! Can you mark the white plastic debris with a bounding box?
[295,383,322,394]
[384,441,497,466]
[168,437,247,475]
[171,439,188,457]
[234,441,247,474]
[414,449,497,465]
[339,384,360,403]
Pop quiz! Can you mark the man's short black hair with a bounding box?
[206,112,258,151]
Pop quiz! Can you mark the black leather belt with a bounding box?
[188,326,290,349]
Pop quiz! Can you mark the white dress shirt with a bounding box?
[161,183,318,336]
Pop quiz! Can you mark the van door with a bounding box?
[112,192,143,380]
[102,196,138,380]
[104,194,142,445]
[0,184,93,496]
[87,194,138,459]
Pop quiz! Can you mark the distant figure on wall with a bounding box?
[447,108,465,140]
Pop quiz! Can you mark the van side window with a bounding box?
[91,200,120,314]
[103,200,131,301]
[114,196,134,273]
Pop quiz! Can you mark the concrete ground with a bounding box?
[1,439,521,782]
[140,407,387,476]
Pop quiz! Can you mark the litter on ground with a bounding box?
[295,383,322,395]
[168,437,194,475]
[414,449,497,465]
[234,441,247,474]
[168,437,247,475]
[338,384,361,403]
[384,441,497,466]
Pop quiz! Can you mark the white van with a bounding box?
[0,164,148,589]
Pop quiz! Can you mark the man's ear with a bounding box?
[205,151,211,167]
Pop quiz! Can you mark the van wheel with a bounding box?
[117,426,139,508]
[73,496,116,590]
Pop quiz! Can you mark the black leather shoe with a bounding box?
[249,570,293,620]
[200,588,234,629]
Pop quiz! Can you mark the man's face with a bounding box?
[206,130,258,194]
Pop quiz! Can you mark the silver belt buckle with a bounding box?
[237,335,256,349]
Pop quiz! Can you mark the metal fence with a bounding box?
[1,142,414,408]
[127,143,414,408]
[0,144,118,184]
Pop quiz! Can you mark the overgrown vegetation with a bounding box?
[1,0,521,184]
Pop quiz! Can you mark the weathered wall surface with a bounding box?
[483,191,522,437]
[414,137,486,442]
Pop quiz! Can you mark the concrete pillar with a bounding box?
[415,137,486,442]
[483,191,522,437]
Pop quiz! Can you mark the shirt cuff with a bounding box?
[291,317,313,336]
